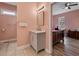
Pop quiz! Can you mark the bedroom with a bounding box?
[52,2,79,56]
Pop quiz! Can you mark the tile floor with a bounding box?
[0,41,50,56]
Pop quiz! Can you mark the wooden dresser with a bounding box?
[67,30,79,39]
[52,30,64,45]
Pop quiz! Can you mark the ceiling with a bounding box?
[4,2,17,6]
[52,2,79,15]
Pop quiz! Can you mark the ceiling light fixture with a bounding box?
[65,2,78,10]
[65,6,71,9]
[37,5,45,12]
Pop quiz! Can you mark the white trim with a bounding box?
[45,48,51,54]
[17,44,31,50]
[48,3,52,54]
[53,9,79,16]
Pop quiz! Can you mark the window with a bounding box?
[1,9,16,16]
[58,16,65,30]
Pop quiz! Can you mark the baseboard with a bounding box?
[17,44,31,50]
[0,39,16,43]
[45,48,52,54]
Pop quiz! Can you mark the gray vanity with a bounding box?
[30,30,46,53]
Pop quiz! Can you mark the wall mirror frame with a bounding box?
[37,11,44,26]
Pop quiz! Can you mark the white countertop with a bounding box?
[30,30,45,33]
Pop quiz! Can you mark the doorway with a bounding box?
[0,2,17,55]
[51,2,79,56]
[51,2,65,56]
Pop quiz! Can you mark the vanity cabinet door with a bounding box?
[30,31,45,53]
[37,33,45,51]
[31,33,37,50]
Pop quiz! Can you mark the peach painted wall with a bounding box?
[52,9,79,30]
[0,3,16,41]
[17,2,37,46]
[17,2,51,51]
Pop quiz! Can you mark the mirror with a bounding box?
[37,11,44,26]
